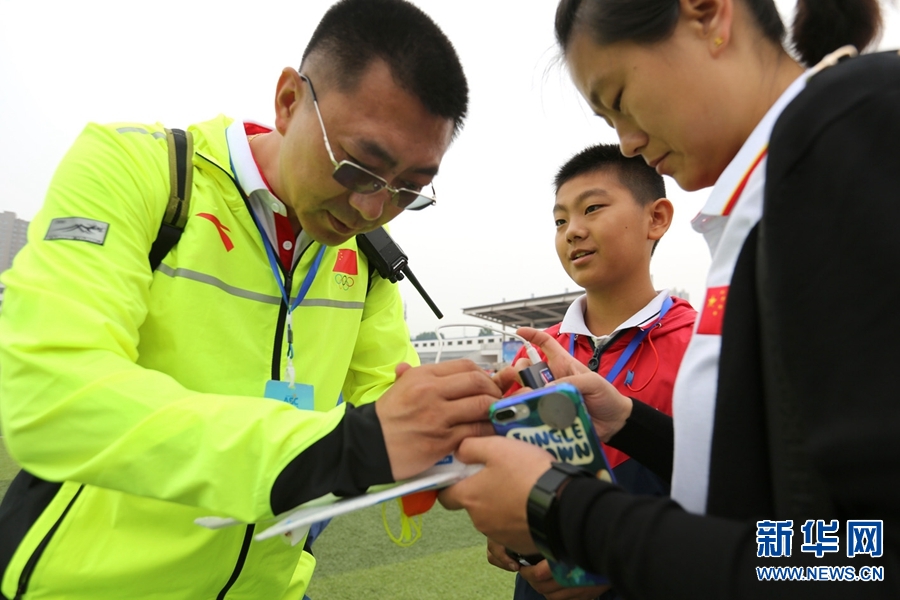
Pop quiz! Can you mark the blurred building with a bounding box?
[413,287,692,367]
[0,211,30,311]
[463,291,584,330]
[0,211,29,274]
[413,291,584,368]
[412,334,509,370]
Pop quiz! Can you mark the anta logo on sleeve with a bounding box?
[197,213,234,252]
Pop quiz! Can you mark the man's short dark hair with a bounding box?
[302,0,468,136]
[554,144,665,206]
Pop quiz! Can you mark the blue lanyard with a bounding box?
[246,199,326,384]
[246,201,326,310]
[569,296,674,384]
[258,224,325,313]
[228,152,326,384]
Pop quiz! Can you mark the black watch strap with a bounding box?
[527,462,593,563]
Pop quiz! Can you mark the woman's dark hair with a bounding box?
[555,0,882,66]
[792,0,882,65]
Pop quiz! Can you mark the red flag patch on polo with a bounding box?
[696,286,729,335]
[333,249,358,275]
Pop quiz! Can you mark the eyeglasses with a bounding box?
[299,74,437,211]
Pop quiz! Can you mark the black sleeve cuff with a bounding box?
[555,477,756,599]
[606,398,673,483]
[270,402,394,515]
[553,476,620,574]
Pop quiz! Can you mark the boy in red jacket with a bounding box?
[496,144,697,600]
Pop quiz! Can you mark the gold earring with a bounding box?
[714,36,724,47]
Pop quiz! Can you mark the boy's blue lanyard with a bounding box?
[247,203,326,387]
[569,296,674,384]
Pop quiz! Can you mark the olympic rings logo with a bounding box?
[334,273,355,290]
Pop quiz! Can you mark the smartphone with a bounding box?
[490,382,612,586]
[490,382,614,481]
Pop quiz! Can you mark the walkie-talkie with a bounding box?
[356,227,443,319]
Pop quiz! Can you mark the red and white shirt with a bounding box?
[226,120,307,269]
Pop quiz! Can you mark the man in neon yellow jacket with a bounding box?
[0,1,497,598]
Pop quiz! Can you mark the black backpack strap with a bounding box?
[149,128,193,271]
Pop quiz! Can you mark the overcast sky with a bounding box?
[2,1,899,338]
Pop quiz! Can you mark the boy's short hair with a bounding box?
[301,0,468,136]
[554,143,665,205]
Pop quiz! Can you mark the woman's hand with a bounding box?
[438,435,553,553]
[519,559,609,600]
[486,538,520,572]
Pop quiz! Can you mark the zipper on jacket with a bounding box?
[201,153,316,596]
[196,155,269,598]
[14,485,84,600]
[215,524,255,600]
[270,271,291,380]
[270,234,321,377]
[223,235,313,598]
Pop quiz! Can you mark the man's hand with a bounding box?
[438,435,553,553]
[375,359,499,481]
[517,328,633,442]
[519,560,609,600]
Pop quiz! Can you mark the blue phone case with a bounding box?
[490,382,614,480]
[490,382,612,587]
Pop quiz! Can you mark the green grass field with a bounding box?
[0,440,515,598]
[306,502,515,599]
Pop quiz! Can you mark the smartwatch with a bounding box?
[527,462,594,563]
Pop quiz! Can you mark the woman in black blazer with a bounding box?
[441,1,900,598]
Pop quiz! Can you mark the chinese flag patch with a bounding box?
[333,249,358,275]
[696,285,729,335]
